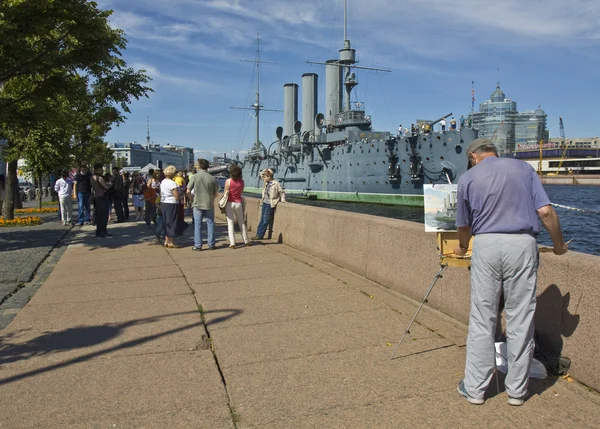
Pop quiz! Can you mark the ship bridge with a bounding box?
[333,104,372,131]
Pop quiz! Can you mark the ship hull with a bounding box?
[240,128,477,207]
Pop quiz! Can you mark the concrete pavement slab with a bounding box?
[175,251,294,269]
[224,345,464,427]
[26,277,192,304]
[210,308,446,368]
[165,244,272,263]
[50,254,176,275]
[180,260,315,285]
[246,386,600,429]
[1,296,209,366]
[0,351,233,429]
[41,265,183,287]
[201,287,386,329]
[189,273,343,302]
[58,246,167,263]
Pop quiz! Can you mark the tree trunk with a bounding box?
[38,175,43,209]
[5,160,21,220]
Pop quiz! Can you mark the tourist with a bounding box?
[187,158,218,251]
[223,165,249,248]
[153,169,165,239]
[450,117,457,131]
[160,165,185,248]
[397,124,403,137]
[74,165,92,226]
[174,170,186,227]
[91,164,113,238]
[145,171,159,226]
[454,138,568,406]
[251,168,285,241]
[460,115,465,129]
[0,174,5,216]
[122,172,131,220]
[130,172,146,221]
[111,167,125,223]
[54,171,74,226]
[440,117,446,132]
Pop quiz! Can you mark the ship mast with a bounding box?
[231,34,280,151]
[306,1,390,116]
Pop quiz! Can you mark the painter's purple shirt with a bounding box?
[455,157,550,235]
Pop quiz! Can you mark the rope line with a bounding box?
[551,203,599,214]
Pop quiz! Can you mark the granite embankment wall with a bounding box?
[217,196,600,391]
[541,175,600,186]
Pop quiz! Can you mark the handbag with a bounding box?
[219,190,229,209]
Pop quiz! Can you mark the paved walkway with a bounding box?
[1,218,599,428]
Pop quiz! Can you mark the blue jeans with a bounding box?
[77,192,91,224]
[256,202,274,238]
[193,208,215,248]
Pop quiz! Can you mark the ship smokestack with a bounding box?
[283,83,299,142]
[325,60,342,125]
[301,73,318,136]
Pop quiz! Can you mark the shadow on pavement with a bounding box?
[0,308,242,386]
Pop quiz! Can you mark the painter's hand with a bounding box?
[553,242,568,255]
[454,246,467,257]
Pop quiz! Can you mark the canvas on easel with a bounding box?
[424,184,458,232]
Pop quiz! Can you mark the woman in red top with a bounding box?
[224,165,249,248]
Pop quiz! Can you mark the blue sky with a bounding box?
[98,0,600,159]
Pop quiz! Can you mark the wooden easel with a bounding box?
[390,231,473,359]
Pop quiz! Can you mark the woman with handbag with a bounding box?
[221,165,249,248]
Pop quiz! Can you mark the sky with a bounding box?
[98,0,600,159]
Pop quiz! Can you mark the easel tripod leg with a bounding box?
[390,264,447,359]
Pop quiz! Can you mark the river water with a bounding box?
[282,185,600,257]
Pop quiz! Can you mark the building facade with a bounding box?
[108,142,195,171]
[469,84,548,154]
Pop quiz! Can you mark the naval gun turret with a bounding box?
[429,112,453,128]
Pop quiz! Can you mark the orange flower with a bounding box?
[15,208,58,214]
[0,216,44,227]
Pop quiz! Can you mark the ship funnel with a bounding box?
[325,60,342,125]
[301,73,318,135]
[283,83,299,144]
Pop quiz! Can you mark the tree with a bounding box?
[0,0,152,219]
[114,156,129,169]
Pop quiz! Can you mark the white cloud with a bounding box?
[132,62,218,92]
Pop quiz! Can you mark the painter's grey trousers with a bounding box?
[464,233,539,400]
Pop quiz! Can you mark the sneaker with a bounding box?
[250,236,263,240]
[208,246,216,250]
[457,380,484,405]
[192,246,202,251]
[229,245,236,249]
[245,242,251,247]
[507,396,525,406]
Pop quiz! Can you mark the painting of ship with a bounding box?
[229,1,479,207]
[424,184,458,232]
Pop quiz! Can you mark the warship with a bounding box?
[230,1,479,207]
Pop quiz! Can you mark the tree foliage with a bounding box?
[0,0,153,219]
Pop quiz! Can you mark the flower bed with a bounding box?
[0,216,44,227]
[15,208,59,214]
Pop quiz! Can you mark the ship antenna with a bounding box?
[344,0,347,42]
[231,34,281,151]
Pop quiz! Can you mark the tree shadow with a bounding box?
[0,308,242,386]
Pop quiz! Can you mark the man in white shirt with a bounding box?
[54,171,74,225]
[440,118,447,132]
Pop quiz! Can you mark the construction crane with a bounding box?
[547,117,569,176]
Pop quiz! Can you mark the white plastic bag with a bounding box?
[495,342,548,379]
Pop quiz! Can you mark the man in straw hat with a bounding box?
[454,138,568,406]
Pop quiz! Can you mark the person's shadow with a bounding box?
[533,284,580,376]
[488,284,580,400]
